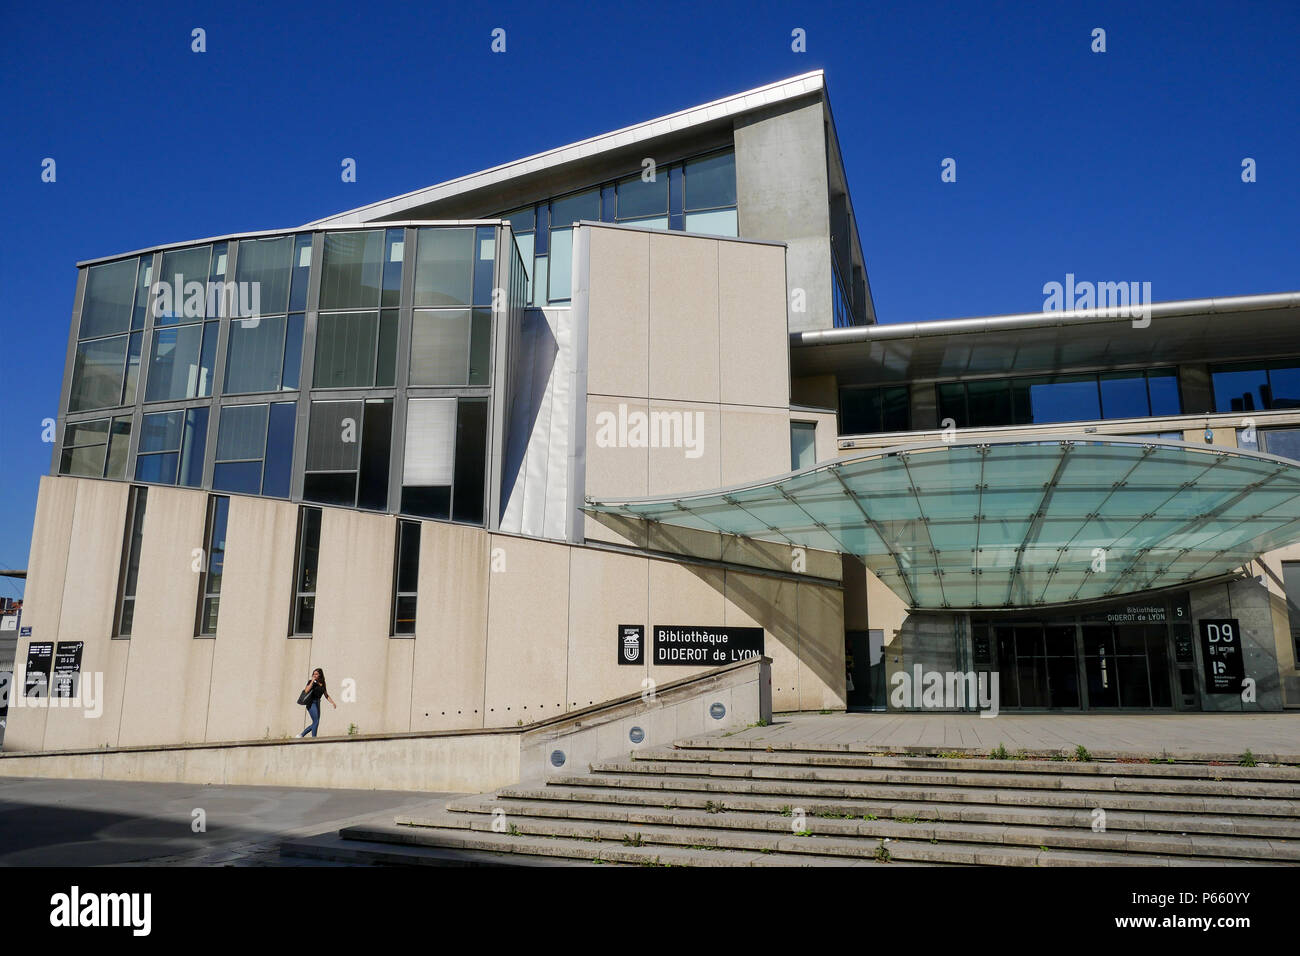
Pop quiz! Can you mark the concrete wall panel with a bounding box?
[648,232,719,404]
[586,227,649,398]
[117,486,211,746]
[410,521,490,732]
[483,534,570,723]
[205,496,304,742]
[718,240,789,408]
[41,480,130,751]
[308,508,396,738]
[565,547,648,709]
[6,476,78,751]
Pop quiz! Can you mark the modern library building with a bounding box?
[9,70,1300,753]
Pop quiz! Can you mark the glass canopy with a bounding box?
[585,436,1300,609]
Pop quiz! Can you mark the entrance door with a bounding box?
[846,629,886,711]
[994,623,1081,709]
[1083,622,1174,708]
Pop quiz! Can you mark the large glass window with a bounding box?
[70,336,130,411]
[291,506,322,636]
[225,315,298,394]
[114,486,148,638]
[936,369,1182,429]
[80,258,138,339]
[59,416,132,479]
[409,309,492,387]
[70,257,151,412]
[134,407,208,486]
[683,151,738,237]
[312,231,399,389]
[235,235,294,316]
[319,230,384,310]
[145,321,218,402]
[414,227,474,308]
[222,234,309,395]
[1212,361,1300,413]
[212,401,296,497]
[314,311,390,388]
[196,495,229,637]
[391,519,420,637]
[155,245,214,323]
[401,397,487,523]
[616,172,668,224]
[142,245,219,403]
[494,148,736,305]
[839,385,910,434]
[303,399,392,510]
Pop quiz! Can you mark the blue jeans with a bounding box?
[300,700,320,737]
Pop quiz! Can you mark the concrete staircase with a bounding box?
[282,738,1300,866]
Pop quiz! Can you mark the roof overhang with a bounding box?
[306,71,827,227]
[792,292,1300,384]
[586,435,1300,610]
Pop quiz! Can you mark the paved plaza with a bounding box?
[695,712,1300,762]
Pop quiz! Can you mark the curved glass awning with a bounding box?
[584,436,1300,609]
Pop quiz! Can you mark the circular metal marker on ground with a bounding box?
[549,750,565,767]
[629,726,645,744]
[709,702,726,720]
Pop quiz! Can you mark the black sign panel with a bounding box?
[617,625,644,665]
[1199,619,1245,694]
[1173,626,1194,664]
[1083,604,1167,624]
[25,642,53,698]
[971,630,992,667]
[52,641,84,699]
[653,626,764,666]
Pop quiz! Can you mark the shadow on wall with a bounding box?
[500,309,560,519]
[585,511,844,709]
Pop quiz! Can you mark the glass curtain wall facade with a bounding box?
[501,148,737,307]
[59,223,521,530]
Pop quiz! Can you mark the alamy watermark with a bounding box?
[594,403,704,459]
[150,277,262,323]
[3,671,104,718]
[890,666,1000,717]
[1042,273,1152,328]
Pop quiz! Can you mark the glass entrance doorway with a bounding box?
[974,603,1178,710]
[846,629,887,711]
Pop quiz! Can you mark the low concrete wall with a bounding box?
[519,656,772,781]
[0,659,770,793]
[0,728,524,793]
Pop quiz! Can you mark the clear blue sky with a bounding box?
[2,0,1297,591]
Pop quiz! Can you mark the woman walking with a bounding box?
[297,668,336,738]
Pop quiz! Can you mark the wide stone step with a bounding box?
[544,771,1300,817]
[642,747,1300,782]
[591,758,1300,799]
[280,832,598,867]
[336,823,923,867]
[432,797,1300,862]
[383,813,1273,867]
[453,784,1300,839]
[674,738,1300,776]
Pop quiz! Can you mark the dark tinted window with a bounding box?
[839,386,910,434]
[81,259,138,338]
[684,152,736,210]
[236,235,295,316]
[453,399,487,524]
